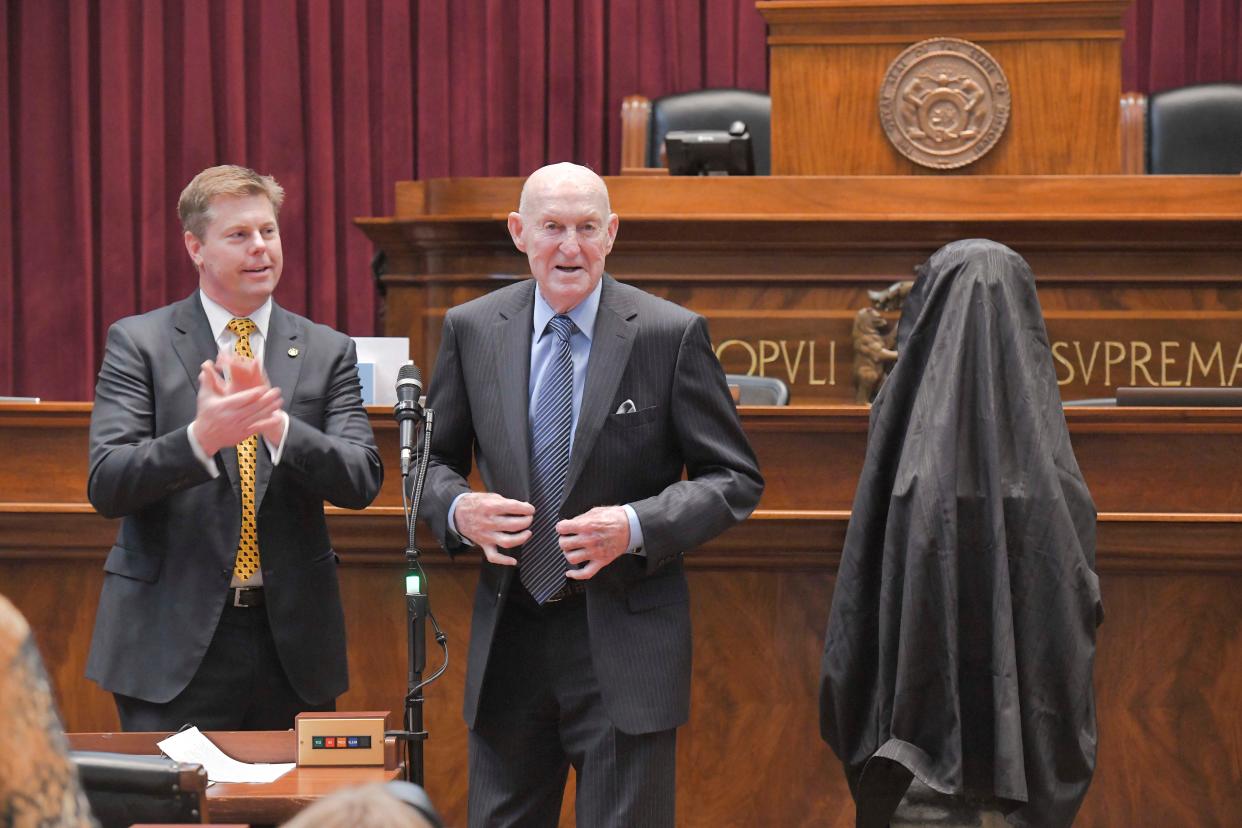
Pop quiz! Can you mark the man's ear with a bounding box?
[507,212,526,252]
[603,213,620,255]
[184,230,203,268]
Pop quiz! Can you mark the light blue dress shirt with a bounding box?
[448,279,645,555]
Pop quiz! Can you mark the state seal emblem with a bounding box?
[879,37,1011,170]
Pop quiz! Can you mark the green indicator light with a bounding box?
[406,573,421,594]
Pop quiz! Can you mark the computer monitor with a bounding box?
[665,121,756,176]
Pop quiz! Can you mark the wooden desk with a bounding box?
[67,730,402,825]
[6,403,1242,825]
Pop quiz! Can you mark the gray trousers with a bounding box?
[467,589,676,828]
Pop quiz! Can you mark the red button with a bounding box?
[324,737,336,748]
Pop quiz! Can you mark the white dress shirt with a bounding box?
[186,290,292,587]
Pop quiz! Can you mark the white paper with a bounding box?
[353,337,411,405]
[157,727,295,784]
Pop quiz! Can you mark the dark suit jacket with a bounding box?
[85,293,383,705]
[423,275,763,734]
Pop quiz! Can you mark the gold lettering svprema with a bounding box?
[1188,342,1225,385]
[1160,341,1180,387]
[1052,341,1074,385]
[1049,339,1242,388]
[1076,341,1102,384]
[1104,341,1126,387]
[1130,341,1156,387]
[1230,343,1242,386]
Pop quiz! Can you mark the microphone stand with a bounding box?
[396,407,445,786]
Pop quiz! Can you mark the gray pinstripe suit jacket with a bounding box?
[423,275,763,734]
[85,293,383,705]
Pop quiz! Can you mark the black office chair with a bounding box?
[1147,83,1242,173]
[71,751,209,827]
[727,374,790,405]
[620,88,772,174]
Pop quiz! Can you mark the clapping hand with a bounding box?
[192,352,284,455]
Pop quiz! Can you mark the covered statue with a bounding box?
[819,239,1104,827]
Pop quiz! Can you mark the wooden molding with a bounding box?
[620,94,653,170]
[1120,90,1148,175]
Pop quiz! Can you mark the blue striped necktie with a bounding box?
[520,314,576,604]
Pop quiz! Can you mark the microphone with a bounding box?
[394,362,424,476]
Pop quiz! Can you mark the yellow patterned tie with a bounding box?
[226,317,261,581]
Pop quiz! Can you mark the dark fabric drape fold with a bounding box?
[820,240,1103,828]
[1,0,1236,399]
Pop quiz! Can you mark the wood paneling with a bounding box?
[356,176,1242,405]
[756,0,1129,174]
[3,403,1242,825]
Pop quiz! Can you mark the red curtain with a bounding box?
[0,0,766,400]
[1123,0,1242,93]
[0,0,1237,400]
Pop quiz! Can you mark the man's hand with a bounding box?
[193,360,284,456]
[455,492,535,566]
[219,349,266,392]
[560,506,631,580]
[215,351,286,445]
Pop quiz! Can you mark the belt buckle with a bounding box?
[544,580,583,604]
[232,587,260,608]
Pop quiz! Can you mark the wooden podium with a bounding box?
[356,175,1242,405]
[757,0,1132,174]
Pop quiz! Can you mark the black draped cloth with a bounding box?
[819,240,1103,828]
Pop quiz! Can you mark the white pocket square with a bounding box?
[615,399,637,414]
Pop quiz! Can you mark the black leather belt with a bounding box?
[230,586,265,608]
[544,579,588,603]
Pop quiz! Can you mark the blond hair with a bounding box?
[178,164,285,239]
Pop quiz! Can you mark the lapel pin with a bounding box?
[287,347,299,357]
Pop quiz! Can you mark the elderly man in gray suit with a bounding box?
[422,162,763,827]
[86,165,383,731]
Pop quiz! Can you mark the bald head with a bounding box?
[508,163,620,314]
[518,163,612,218]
